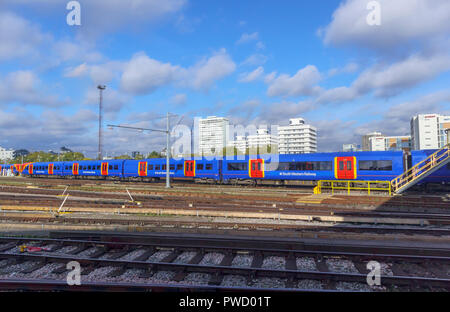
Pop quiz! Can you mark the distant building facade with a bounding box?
[198,116,229,155]
[362,132,382,151]
[278,118,317,154]
[228,135,248,153]
[411,114,450,150]
[368,135,412,152]
[247,129,278,148]
[0,147,14,161]
[342,144,361,152]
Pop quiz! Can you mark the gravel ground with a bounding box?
[118,249,147,261]
[174,251,196,264]
[297,279,323,290]
[335,281,372,292]
[252,277,286,289]
[199,253,224,265]
[146,270,176,283]
[25,263,63,279]
[76,247,98,258]
[296,257,316,271]
[221,275,247,287]
[326,258,358,273]
[147,250,173,262]
[0,261,40,278]
[109,268,147,283]
[262,256,285,270]
[183,273,211,285]
[231,255,253,267]
[0,259,9,267]
[83,266,116,282]
[379,262,394,276]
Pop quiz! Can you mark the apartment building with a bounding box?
[277,118,317,154]
[411,114,450,150]
[198,116,229,155]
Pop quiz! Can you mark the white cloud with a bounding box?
[317,53,450,104]
[266,65,322,97]
[236,32,259,44]
[241,54,268,66]
[120,50,236,94]
[180,49,236,91]
[238,66,264,83]
[4,0,187,38]
[353,53,450,97]
[0,71,65,107]
[120,52,180,95]
[322,0,450,52]
[170,94,187,106]
[0,11,50,61]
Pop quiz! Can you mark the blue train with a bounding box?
[9,150,450,187]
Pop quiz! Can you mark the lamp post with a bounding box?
[97,85,106,160]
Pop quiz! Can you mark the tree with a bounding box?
[60,146,73,153]
[13,149,29,159]
[114,155,131,159]
[147,151,162,158]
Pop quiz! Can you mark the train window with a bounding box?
[148,165,154,170]
[155,165,160,170]
[162,165,166,170]
[197,164,204,170]
[65,166,68,170]
[97,165,100,170]
[227,163,248,171]
[206,164,213,170]
[109,165,112,170]
[359,160,392,171]
[176,164,183,170]
[347,161,352,170]
[114,165,118,170]
[87,166,91,170]
[170,165,175,170]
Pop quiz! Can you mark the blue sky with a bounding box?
[0,0,449,157]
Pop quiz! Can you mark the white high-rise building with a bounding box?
[0,147,14,161]
[278,118,317,154]
[247,129,278,148]
[362,132,382,151]
[368,135,412,152]
[228,135,248,153]
[411,114,450,150]
[198,116,229,155]
[342,144,361,152]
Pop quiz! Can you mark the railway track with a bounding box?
[0,233,449,291]
[0,213,450,237]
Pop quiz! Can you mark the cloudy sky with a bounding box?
[0,0,449,156]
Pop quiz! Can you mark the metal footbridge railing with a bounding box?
[391,144,450,194]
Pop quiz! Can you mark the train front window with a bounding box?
[347,161,352,170]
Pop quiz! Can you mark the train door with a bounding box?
[101,162,109,176]
[335,157,356,179]
[249,159,264,178]
[138,162,147,177]
[73,163,79,175]
[184,160,195,177]
[48,164,54,175]
[28,164,34,175]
